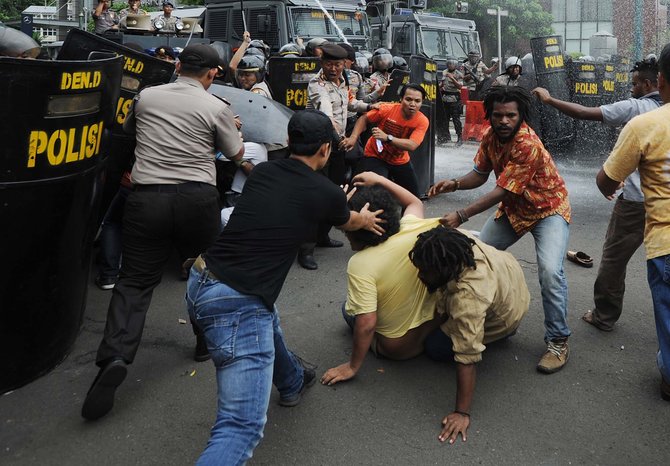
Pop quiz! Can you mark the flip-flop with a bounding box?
[581,310,613,332]
[567,250,593,268]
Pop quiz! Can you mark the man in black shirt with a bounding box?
[186,110,384,465]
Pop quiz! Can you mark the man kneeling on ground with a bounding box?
[409,226,529,444]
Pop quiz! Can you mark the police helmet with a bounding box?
[237,54,266,83]
[244,47,266,61]
[0,24,40,58]
[372,48,393,72]
[467,49,481,64]
[248,40,270,60]
[446,57,459,68]
[279,43,302,57]
[504,56,522,73]
[354,51,369,74]
[392,56,408,71]
[305,37,328,57]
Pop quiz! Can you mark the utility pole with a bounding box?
[486,6,508,62]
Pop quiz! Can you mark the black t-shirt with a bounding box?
[204,158,351,308]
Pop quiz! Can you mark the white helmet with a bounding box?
[504,56,522,73]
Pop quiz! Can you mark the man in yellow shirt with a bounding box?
[320,172,440,385]
[596,42,670,401]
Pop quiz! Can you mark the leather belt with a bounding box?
[193,255,220,282]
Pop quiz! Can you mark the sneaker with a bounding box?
[279,355,317,407]
[95,276,117,290]
[537,338,569,374]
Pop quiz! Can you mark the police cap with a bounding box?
[179,44,221,68]
[320,43,347,61]
[339,43,356,62]
[288,110,337,149]
[162,0,175,7]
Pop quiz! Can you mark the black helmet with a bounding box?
[248,39,270,60]
[372,48,393,72]
[279,43,302,57]
[392,56,408,71]
[237,54,266,84]
[305,37,328,57]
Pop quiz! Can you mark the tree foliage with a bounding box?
[0,0,35,22]
[429,0,553,59]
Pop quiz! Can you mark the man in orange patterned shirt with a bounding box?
[428,86,572,374]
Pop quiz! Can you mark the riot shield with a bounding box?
[57,29,175,219]
[568,60,609,152]
[381,69,410,103]
[0,56,122,393]
[600,62,616,106]
[267,56,320,110]
[530,36,574,150]
[408,55,436,196]
[613,55,631,102]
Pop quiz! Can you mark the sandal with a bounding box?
[581,310,613,332]
[567,250,593,268]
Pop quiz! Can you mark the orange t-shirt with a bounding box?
[363,103,429,165]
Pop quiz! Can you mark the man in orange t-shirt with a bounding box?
[341,83,429,196]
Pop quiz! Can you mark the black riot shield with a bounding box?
[613,55,631,102]
[530,35,574,150]
[408,56,436,196]
[57,29,176,219]
[0,56,122,393]
[569,60,609,152]
[600,62,616,106]
[381,69,411,103]
[267,56,320,111]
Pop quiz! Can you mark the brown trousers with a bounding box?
[592,196,645,329]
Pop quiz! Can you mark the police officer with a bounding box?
[92,0,119,34]
[119,0,148,30]
[361,48,394,103]
[81,44,245,421]
[493,56,523,87]
[152,0,181,33]
[463,50,498,99]
[301,43,376,270]
[441,57,464,144]
[236,55,272,98]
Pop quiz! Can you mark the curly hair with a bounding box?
[347,185,401,248]
[483,85,533,124]
[632,57,659,83]
[409,226,476,289]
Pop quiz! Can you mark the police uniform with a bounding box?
[86,45,243,418]
[250,81,272,98]
[361,70,390,103]
[493,74,521,87]
[441,68,464,141]
[93,9,119,34]
[152,14,180,33]
[119,7,148,30]
[463,60,489,91]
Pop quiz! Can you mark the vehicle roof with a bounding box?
[206,0,362,9]
[391,13,476,30]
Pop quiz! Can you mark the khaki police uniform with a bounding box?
[152,14,180,33]
[361,70,390,103]
[493,74,522,87]
[463,60,489,91]
[441,69,464,141]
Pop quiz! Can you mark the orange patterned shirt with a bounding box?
[473,123,571,235]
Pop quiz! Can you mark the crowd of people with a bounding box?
[4,14,670,465]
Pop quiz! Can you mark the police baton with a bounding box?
[240,0,247,31]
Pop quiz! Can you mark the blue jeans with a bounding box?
[479,213,571,342]
[186,266,304,466]
[647,255,670,382]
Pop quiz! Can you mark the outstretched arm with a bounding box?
[428,170,489,197]
[321,312,377,385]
[353,171,424,219]
[440,185,509,228]
[438,363,476,443]
[532,87,603,121]
[340,114,370,151]
[229,31,251,74]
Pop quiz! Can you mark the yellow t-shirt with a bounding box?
[345,215,439,338]
[603,103,670,260]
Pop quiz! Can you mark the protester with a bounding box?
[342,83,429,197]
[428,86,572,374]
[596,42,670,401]
[533,57,661,332]
[187,110,384,465]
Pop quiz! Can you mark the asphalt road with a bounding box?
[2,141,669,466]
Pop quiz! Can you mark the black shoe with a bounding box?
[95,275,117,291]
[316,237,343,248]
[298,252,318,270]
[279,356,317,407]
[194,334,211,362]
[81,358,127,421]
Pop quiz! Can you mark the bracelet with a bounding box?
[451,178,460,192]
[456,209,469,224]
[454,410,470,418]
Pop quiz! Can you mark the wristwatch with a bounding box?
[387,135,394,143]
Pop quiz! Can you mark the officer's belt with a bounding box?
[134,181,210,193]
[193,255,221,282]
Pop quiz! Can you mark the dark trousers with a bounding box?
[355,156,420,197]
[592,196,645,329]
[96,182,221,366]
[444,100,463,139]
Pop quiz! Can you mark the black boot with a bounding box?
[298,244,318,270]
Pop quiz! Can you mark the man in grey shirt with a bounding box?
[532,57,661,331]
[92,0,119,34]
[82,44,244,421]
